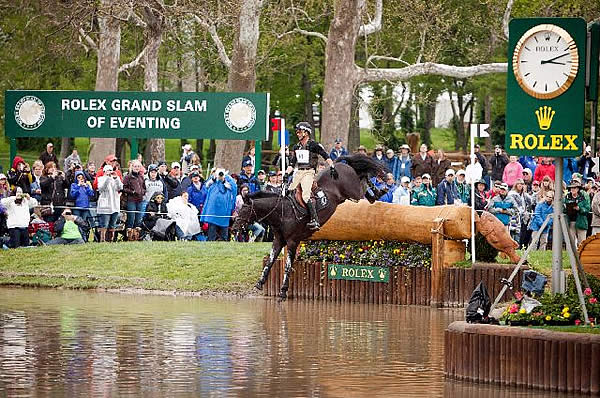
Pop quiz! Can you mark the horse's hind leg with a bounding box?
[255,235,284,290]
[279,242,297,301]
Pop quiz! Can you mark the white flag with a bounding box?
[470,123,490,138]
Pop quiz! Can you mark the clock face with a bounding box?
[513,24,579,99]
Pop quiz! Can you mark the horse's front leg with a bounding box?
[255,233,285,290]
[279,242,298,301]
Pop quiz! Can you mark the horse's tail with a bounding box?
[335,154,388,180]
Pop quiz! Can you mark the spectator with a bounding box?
[28,160,45,203]
[123,160,146,240]
[531,180,541,199]
[84,161,97,183]
[201,169,237,241]
[233,184,265,242]
[180,143,195,175]
[533,157,555,182]
[397,144,412,181]
[1,189,37,249]
[0,174,9,237]
[372,144,386,165]
[329,138,349,161]
[564,180,590,247]
[489,145,509,183]
[378,173,398,203]
[167,191,201,240]
[165,162,183,201]
[356,145,368,156]
[242,146,256,174]
[474,145,489,181]
[7,156,32,194]
[503,156,524,188]
[391,176,411,205]
[563,157,578,186]
[436,169,459,205]
[141,192,168,235]
[63,149,82,171]
[96,164,123,243]
[47,208,87,245]
[487,182,517,228]
[508,179,534,247]
[265,171,282,195]
[487,180,502,200]
[592,184,600,235]
[383,149,399,180]
[273,146,292,171]
[65,162,83,187]
[474,179,488,211]
[577,146,596,180]
[39,142,59,169]
[455,170,470,205]
[432,149,451,187]
[522,168,533,193]
[180,164,200,192]
[93,154,122,189]
[529,190,554,250]
[412,174,436,206]
[238,159,259,193]
[142,164,167,214]
[257,170,267,191]
[411,144,433,178]
[69,171,95,241]
[40,162,68,221]
[519,156,537,177]
[536,175,554,203]
[187,172,207,213]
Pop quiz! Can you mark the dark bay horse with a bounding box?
[232,155,386,300]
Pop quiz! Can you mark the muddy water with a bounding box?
[0,288,570,397]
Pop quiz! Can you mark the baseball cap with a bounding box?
[386,149,394,155]
[335,137,343,143]
[268,171,277,177]
[523,168,532,175]
[148,164,158,172]
[182,143,192,151]
[445,169,455,176]
[400,144,410,150]
[422,173,431,179]
[190,164,200,171]
[494,145,501,149]
[171,162,181,169]
[456,169,466,176]
[357,145,367,151]
[401,176,410,183]
[532,180,540,186]
[242,159,252,167]
[0,173,6,180]
[47,142,53,147]
[499,182,509,190]
[474,144,480,149]
[257,169,265,175]
[190,172,200,178]
[157,161,167,167]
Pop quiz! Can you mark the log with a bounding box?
[310,200,471,243]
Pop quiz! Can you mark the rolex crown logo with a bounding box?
[330,266,337,277]
[535,106,555,131]
[379,269,385,279]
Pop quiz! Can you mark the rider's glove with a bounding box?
[330,165,339,180]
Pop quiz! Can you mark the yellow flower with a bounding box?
[562,307,569,313]
[564,312,571,318]
[519,308,526,314]
[340,254,345,259]
[358,248,363,252]
[546,315,552,321]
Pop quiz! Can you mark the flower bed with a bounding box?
[298,240,432,268]
[499,274,600,327]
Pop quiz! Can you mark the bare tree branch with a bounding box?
[502,0,514,40]
[293,27,328,43]
[358,0,382,36]
[367,55,411,67]
[118,44,149,74]
[193,14,232,68]
[78,27,98,51]
[415,28,427,64]
[358,62,508,82]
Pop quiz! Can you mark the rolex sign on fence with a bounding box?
[505,18,586,157]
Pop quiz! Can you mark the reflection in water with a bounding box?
[0,288,570,397]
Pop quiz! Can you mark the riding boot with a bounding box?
[98,228,107,243]
[306,201,320,231]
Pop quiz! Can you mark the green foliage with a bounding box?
[471,233,499,263]
[298,240,432,268]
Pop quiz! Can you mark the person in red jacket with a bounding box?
[93,154,123,189]
[533,157,555,182]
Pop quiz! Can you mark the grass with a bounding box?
[453,249,570,275]
[529,325,600,334]
[0,241,271,294]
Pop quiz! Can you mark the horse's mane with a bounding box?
[248,190,281,200]
[335,154,388,179]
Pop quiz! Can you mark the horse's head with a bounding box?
[231,195,256,234]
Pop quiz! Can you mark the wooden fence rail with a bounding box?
[262,259,525,307]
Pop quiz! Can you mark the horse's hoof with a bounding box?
[255,281,264,290]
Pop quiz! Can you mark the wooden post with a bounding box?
[431,217,445,307]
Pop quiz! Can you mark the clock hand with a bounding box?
[540,53,569,65]
[544,61,566,65]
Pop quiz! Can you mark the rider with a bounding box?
[286,121,337,230]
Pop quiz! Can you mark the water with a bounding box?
[0,288,572,397]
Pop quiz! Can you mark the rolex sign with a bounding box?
[505,18,586,157]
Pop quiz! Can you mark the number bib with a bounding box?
[295,149,310,165]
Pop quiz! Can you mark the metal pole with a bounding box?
[552,159,564,294]
[130,138,138,161]
[470,131,476,264]
[9,138,17,170]
[592,101,598,157]
[254,140,262,178]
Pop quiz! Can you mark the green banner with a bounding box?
[328,264,389,283]
[5,90,269,140]
[505,18,586,157]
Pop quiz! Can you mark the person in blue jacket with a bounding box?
[436,169,459,205]
[563,157,577,186]
[329,137,349,161]
[528,189,554,250]
[186,172,207,214]
[384,149,399,180]
[396,144,412,180]
[519,156,537,176]
[238,159,259,193]
[200,169,237,241]
[69,170,95,241]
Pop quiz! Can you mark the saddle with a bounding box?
[287,183,330,221]
[294,181,320,208]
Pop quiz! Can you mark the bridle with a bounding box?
[236,194,283,228]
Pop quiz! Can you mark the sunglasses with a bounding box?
[63,212,72,215]
[173,166,180,169]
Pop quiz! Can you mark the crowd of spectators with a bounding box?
[1,138,599,252]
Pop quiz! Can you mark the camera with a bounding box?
[218,171,224,177]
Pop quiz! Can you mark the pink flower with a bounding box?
[515,291,523,300]
[509,304,519,313]
[591,297,598,304]
[575,319,582,326]
[585,288,593,296]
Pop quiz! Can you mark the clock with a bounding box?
[512,24,579,99]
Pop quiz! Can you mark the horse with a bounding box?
[232,154,387,301]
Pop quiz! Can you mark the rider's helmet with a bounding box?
[295,121,312,136]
